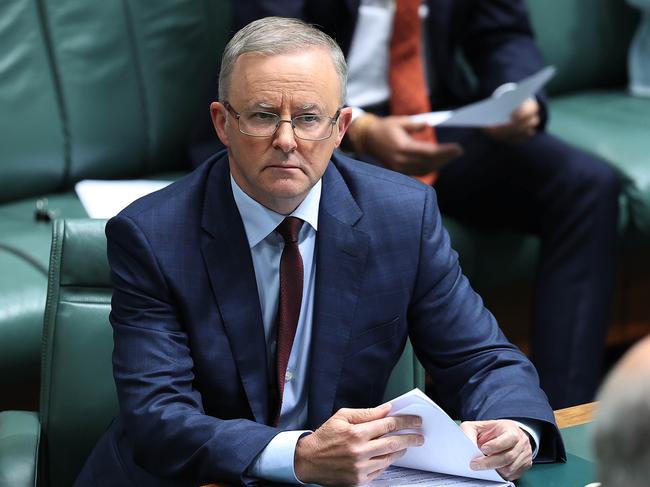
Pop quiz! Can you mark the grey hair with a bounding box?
[592,358,650,487]
[218,16,347,103]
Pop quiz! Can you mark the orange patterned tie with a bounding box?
[389,0,437,185]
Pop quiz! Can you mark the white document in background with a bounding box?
[75,179,172,219]
[410,66,556,128]
[365,388,513,487]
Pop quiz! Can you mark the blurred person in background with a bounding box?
[592,335,650,487]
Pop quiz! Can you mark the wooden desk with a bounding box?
[554,401,597,429]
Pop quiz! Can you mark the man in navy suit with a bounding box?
[233,0,621,409]
[77,17,563,486]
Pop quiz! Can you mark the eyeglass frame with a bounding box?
[221,101,343,141]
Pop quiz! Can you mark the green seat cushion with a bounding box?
[0,194,89,271]
[0,176,178,394]
[0,251,46,387]
[548,91,650,241]
[0,411,39,487]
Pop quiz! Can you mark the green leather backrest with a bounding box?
[0,0,231,204]
[524,0,639,94]
[39,219,115,487]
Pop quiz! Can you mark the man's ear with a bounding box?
[210,101,230,147]
[334,107,353,147]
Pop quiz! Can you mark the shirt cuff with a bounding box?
[512,419,541,459]
[247,430,312,484]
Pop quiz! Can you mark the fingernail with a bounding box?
[414,417,422,427]
[417,436,425,446]
[481,447,490,455]
[470,461,480,470]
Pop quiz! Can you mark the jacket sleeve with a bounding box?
[459,0,550,126]
[406,186,565,462]
[106,215,277,486]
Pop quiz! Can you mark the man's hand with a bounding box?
[352,115,463,176]
[294,403,424,486]
[483,98,541,144]
[460,420,533,480]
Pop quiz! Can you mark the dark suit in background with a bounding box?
[233,0,621,408]
[75,152,564,485]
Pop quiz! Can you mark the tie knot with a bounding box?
[276,217,303,244]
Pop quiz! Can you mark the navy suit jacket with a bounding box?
[234,0,547,111]
[77,151,563,486]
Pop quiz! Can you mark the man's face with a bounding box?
[211,48,352,214]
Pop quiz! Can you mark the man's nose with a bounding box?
[272,120,298,153]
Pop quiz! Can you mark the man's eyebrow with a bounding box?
[247,102,324,112]
[251,102,277,110]
[298,103,323,111]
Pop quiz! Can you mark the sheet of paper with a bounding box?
[367,466,511,487]
[410,66,556,127]
[387,389,511,484]
[75,179,172,218]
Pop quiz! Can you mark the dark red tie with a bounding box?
[272,216,304,425]
[389,0,438,185]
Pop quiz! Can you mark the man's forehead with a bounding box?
[231,48,338,82]
[228,48,341,107]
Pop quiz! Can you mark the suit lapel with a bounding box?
[200,154,271,425]
[308,161,369,428]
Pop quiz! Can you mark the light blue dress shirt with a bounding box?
[231,176,320,483]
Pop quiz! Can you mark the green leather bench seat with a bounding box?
[0,0,230,408]
[548,92,650,243]
[443,0,648,296]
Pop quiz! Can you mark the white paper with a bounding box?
[75,179,172,218]
[367,466,511,487]
[410,66,556,127]
[385,389,512,485]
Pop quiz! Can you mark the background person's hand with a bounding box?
[460,419,533,480]
[294,404,424,486]
[352,115,463,176]
[483,98,541,144]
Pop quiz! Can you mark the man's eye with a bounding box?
[297,114,320,124]
[251,112,276,121]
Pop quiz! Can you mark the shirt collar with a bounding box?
[230,175,321,249]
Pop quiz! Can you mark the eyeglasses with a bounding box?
[222,101,342,141]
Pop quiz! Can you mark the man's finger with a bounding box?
[339,403,392,424]
[479,430,519,455]
[365,448,408,473]
[405,141,463,158]
[470,446,519,471]
[460,422,479,446]
[497,448,533,480]
[403,142,464,172]
[353,414,423,444]
[366,433,425,458]
[401,119,430,132]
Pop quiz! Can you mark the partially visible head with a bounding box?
[593,335,650,487]
[218,16,348,105]
[211,17,352,215]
